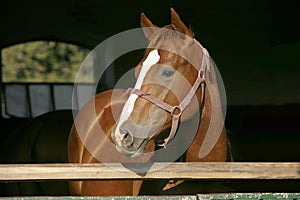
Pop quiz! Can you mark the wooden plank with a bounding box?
[0,162,299,181]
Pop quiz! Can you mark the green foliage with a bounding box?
[2,41,92,83]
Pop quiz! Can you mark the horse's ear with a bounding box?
[170,8,194,38]
[140,12,158,40]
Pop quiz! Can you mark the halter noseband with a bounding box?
[125,44,210,148]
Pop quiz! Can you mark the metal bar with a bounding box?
[0,49,3,118]
[50,84,56,110]
[26,84,32,118]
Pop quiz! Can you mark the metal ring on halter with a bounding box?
[170,105,182,118]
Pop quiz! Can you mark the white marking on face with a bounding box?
[117,50,160,131]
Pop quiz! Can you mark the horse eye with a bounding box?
[161,69,175,78]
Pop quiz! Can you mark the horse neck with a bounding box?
[185,67,227,162]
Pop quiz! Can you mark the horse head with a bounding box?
[111,8,208,157]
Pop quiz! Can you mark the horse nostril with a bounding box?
[120,129,134,148]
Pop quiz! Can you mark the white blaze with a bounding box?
[117,50,160,129]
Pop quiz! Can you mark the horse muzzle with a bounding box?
[111,127,148,158]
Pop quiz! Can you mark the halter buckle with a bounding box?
[199,69,206,80]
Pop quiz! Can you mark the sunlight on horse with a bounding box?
[68,8,228,196]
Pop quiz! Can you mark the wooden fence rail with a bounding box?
[0,162,299,181]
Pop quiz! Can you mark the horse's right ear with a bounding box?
[140,12,158,40]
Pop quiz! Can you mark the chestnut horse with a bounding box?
[68,8,227,196]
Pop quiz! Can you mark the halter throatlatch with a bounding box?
[125,45,210,148]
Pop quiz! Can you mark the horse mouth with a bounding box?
[116,139,147,158]
[111,130,148,158]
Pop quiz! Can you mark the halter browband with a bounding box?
[125,44,210,148]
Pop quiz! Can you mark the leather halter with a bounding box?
[126,44,210,148]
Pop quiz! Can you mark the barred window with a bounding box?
[1,41,94,118]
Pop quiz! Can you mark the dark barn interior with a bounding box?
[0,0,299,196]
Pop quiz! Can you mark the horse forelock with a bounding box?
[146,26,204,72]
[148,26,182,53]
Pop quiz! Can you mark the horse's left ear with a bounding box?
[170,8,194,38]
[140,12,159,40]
